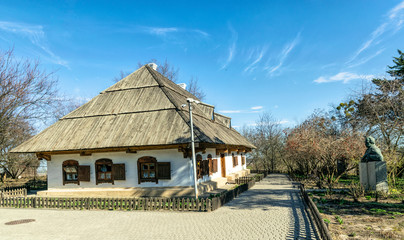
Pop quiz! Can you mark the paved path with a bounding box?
[0,174,318,240]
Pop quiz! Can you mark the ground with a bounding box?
[0,174,319,240]
[312,191,404,240]
[298,175,404,240]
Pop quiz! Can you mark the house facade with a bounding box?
[11,64,254,197]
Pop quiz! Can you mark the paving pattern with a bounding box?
[0,174,319,240]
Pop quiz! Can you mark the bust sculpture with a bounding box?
[361,136,383,162]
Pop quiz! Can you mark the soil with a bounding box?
[311,191,404,240]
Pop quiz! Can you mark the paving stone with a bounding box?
[0,174,319,240]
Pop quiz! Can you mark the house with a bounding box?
[11,64,255,197]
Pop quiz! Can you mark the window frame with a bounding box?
[196,154,203,179]
[232,153,239,167]
[95,159,114,185]
[62,160,79,185]
[138,156,158,184]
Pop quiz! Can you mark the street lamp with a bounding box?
[186,98,200,199]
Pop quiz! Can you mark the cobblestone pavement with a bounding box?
[0,174,319,240]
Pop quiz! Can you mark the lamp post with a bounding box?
[186,98,200,199]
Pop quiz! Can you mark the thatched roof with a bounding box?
[11,65,255,154]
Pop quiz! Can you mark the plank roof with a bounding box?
[11,65,255,153]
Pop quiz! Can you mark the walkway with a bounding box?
[0,174,319,240]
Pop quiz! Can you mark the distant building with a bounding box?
[11,64,254,197]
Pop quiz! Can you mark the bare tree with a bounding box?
[187,76,206,101]
[284,112,365,190]
[137,59,179,83]
[0,49,59,178]
[112,70,132,83]
[241,112,284,172]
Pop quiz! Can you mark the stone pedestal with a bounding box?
[359,161,388,193]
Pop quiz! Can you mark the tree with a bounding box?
[241,112,284,172]
[334,50,404,183]
[284,112,365,190]
[0,49,59,178]
[137,59,179,83]
[186,76,206,101]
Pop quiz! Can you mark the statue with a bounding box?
[359,136,388,193]
[361,136,383,162]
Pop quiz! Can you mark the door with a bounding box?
[220,154,226,177]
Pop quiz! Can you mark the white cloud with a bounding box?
[0,21,68,67]
[265,32,300,75]
[389,1,404,19]
[221,24,238,70]
[277,120,290,125]
[274,105,279,109]
[347,49,384,68]
[347,1,404,65]
[251,106,263,110]
[244,46,267,73]
[144,27,179,36]
[314,72,374,84]
[219,110,241,114]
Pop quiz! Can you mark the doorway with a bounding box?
[220,154,226,177]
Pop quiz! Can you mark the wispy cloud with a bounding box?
[219,110,241,114]
[347,1,404,65]
[347,48,385,68]
[143,27,179,36]
[251,106,263,110]
[244,46,267,73]
[221,24,238,70]
[277,120,290,125]
[265,32,301,75]
[0,21,68,67]
[314,72,374,84]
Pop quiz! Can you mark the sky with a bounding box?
[0,0,403,129]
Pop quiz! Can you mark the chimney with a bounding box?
[177,83,187,90]
[147,63,158,70]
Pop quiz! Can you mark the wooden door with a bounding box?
[220,154,226,177]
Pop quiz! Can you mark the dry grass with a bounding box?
[311,192,404,239]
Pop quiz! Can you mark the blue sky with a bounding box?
[0,1,403,129]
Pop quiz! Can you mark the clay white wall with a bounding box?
[47,148,247,189]
[47,149,193,189]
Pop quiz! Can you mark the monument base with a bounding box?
[359,161,388,193]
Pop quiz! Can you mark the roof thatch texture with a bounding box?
[11,65,255,153]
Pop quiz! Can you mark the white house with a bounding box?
[11,64,255,197]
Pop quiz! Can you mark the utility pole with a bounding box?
[187,98,200,199]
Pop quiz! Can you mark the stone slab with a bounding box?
[359,161,388,193]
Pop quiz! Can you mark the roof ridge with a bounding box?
[145,65,212,143]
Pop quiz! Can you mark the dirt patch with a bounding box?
[311,192,404,239]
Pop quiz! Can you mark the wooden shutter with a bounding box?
[157,162,171,180]
[204,160,209,176]
[78,165,90,182]
[212,159,218,173]
[113,164,126,180]
[209,159,213,175]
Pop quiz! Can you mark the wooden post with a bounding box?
[207,199,211,212]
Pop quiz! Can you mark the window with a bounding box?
[208,154,213,176]
[196,154,203,179]
[96,159,114,185]
[137,157,171,184]
[232,153,239,167]
[63,160,78,185]
[241,154,246,165]
[62,160,90,185]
